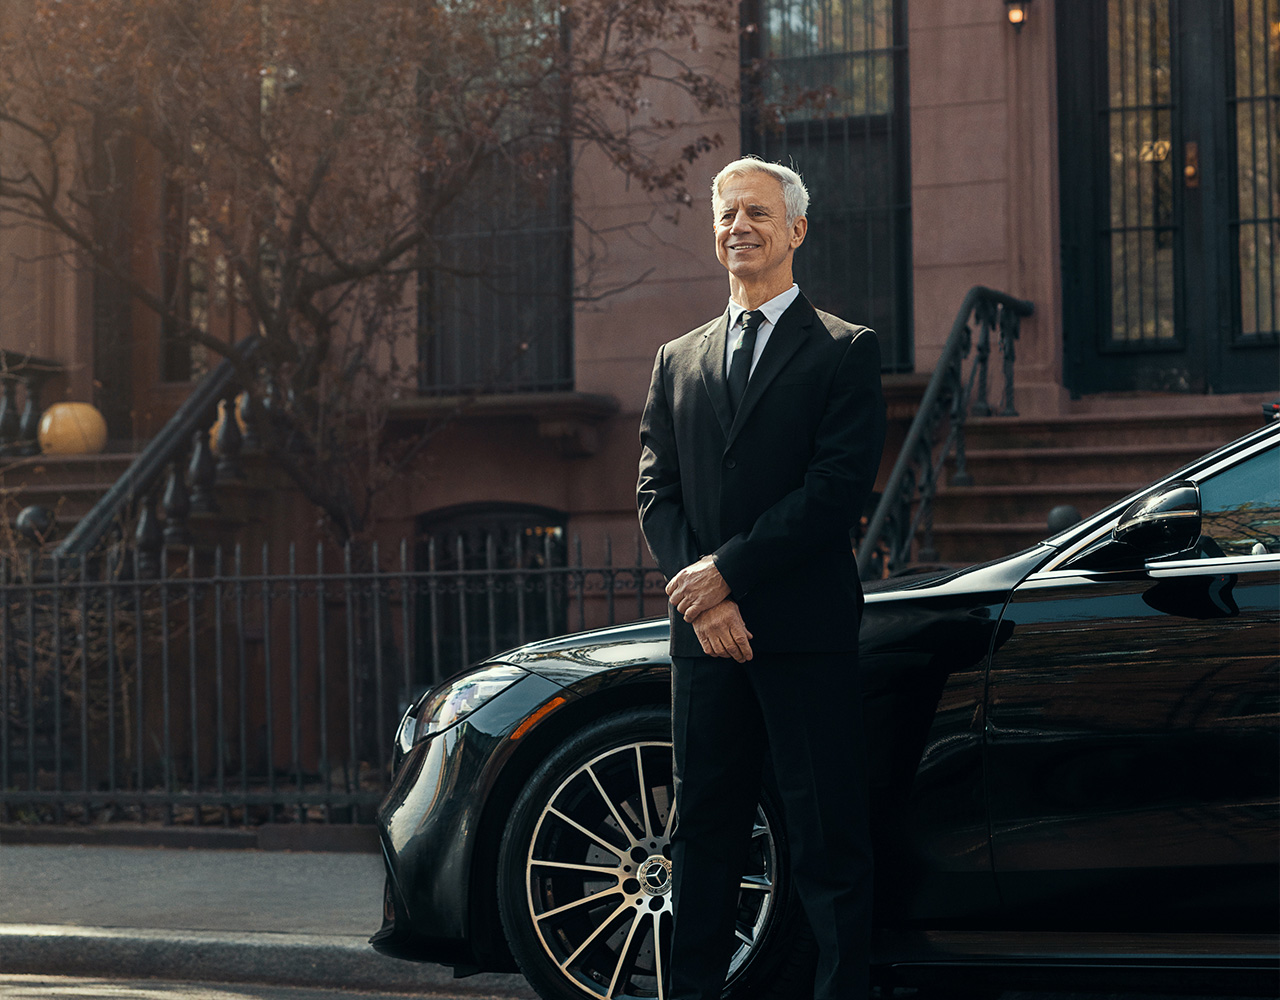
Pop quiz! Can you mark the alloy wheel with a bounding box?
[524,739,777,1000]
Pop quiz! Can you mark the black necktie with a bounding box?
[727,310,765,415]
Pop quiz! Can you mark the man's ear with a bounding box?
[790,216,808,250]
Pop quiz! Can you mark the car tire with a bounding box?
[497,706,815,1000]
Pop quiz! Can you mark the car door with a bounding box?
[984,438,1279,931]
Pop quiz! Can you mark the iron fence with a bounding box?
[0,535,665,826]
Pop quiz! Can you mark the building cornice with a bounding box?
[386,391,621,458]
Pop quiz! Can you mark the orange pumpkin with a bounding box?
[38,402,108,455]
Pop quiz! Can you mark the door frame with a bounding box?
[1057,0,1277,396]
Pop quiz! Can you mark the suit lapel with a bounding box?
[725,295,815,449]
[698,308,734,437]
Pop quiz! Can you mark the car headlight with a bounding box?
[396,664,527,755]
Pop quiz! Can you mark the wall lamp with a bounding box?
[1005,0,1033,31]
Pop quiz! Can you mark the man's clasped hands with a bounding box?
[665,555,754,662]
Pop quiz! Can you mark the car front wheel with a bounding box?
[497,707,810,1000]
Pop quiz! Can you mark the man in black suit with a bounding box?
[637,157,886,1000]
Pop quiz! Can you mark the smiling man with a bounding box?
[638,157,887,1000]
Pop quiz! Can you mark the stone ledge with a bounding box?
[881,372,929,423]
[386,391,621,458]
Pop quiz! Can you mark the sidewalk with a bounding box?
[0,839,535,996]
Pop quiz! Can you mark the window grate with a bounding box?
[1102,0,1178,351]
[1227,0,1279,344]
[742,0,912,373]
[418,154,573,396]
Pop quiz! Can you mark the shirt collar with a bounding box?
[728,284,800,330]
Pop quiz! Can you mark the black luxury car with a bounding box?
[372,420,1280,999]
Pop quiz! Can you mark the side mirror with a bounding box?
[1066,481,1202,570]
[1112,482,1201,556]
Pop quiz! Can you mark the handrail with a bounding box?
[56,337,260,560]
[858,287,1033,580]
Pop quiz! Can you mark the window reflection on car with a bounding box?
[1194,444,1280,557]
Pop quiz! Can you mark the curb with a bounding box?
[0,823,379,853]
[0,925,535,997]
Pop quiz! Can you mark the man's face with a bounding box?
[713,172,806,287]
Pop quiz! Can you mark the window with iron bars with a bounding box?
[742,0,912,372]
[417,150,573,396]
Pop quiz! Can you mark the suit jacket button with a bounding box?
[725,457,737,469]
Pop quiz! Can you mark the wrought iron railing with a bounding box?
[0,534,663,826]
[858,286,1034,580]
[54,338,259,573]
[0,350,64,456]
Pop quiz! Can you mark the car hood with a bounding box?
[863,544,1051,600]
[480,544,1052,684]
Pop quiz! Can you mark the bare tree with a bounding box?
[0,0,739,542]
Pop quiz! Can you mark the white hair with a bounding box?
[711,156,809,226]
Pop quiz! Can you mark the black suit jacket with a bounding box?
[638,293,887,657]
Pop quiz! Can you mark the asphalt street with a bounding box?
[0,979,1266,1000]
[0,977,523,999]
[0,844,381,935]
[0,844,534,997]
[0,844,1265,1000]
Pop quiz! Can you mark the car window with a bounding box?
[1194,444,1280,557]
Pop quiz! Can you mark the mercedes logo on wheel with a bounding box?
[638,856,672,895]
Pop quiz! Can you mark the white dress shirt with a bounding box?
[724,284,801,379]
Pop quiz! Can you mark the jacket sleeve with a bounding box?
[712,328,886,596]
[637,344,700,580]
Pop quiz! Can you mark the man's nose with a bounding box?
[729,209,751,232]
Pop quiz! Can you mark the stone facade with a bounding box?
[1,0,1273,582]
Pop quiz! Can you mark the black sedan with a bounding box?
[371,421,1280,999]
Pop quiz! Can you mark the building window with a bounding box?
[417,121,573,397]
[417,2,575,397]
[160,176,212,383]
[742,0,912,372]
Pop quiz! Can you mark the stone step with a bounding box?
[927,522,1052,565]
[0,452,138,489]
[0,458,264,551]
[1,483,114,523]
[951,441,1210,486]
[4,479,121,499]
[9,500,254,552]
[963,411,1261,450]
[932,481,1148,528]
[904,404,1268,568]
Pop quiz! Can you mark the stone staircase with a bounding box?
[931,411,1263,565]
[0,451,139,541]
[0,447,272,554]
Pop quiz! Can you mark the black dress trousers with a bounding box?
[668,650,874,1000]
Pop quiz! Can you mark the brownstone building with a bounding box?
[1,0,1275,597]
[0,0,1275,817]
